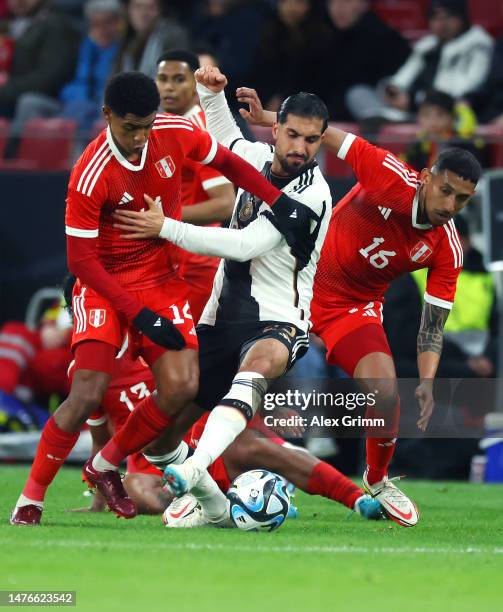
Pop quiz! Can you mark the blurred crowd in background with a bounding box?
[1,0,502,479]
[0,0,501,160]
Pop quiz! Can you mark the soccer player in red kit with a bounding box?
[155,50,235,323]
[236,87,482,526]
[78,350,384,523]
[10,72,320,526]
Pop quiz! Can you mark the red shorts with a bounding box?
[71,279,198,363]
[311,295,392,376]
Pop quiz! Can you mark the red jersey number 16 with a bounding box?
[359,237,396,270]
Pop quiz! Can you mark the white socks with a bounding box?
[16,494,43,509]
[92,453,117,472]
[143,441,189,471]
[191,406,247,471]
[191,470,228,521]
[191,371,266,471]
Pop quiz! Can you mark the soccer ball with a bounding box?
[227,469,291,532]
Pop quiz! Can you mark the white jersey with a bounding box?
[159,86,331,333]
[198,86,331,333]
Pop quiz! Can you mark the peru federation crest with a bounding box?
[156,156,176,178]
[89,309,106,328]
[410,241,433,264]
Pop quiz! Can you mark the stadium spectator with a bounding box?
[0,17,13,80]
[196,44,219,69]
[347,0,494,122]
[322,0,410,121]
[6,0,123,140]
[190,0,269,109]
[58,0,123,131]
[0,0,79,119]
[405,90,486,171]
[467,33,503,124]
[115,0,189,77]
[250,0,332,111]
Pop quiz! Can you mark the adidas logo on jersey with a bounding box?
[154,318,162,327]
[378,206,391,220]
[289,209,298,219]
[118,192,134,206]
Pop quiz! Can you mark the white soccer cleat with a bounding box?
[363,469,419,527]
[162,495,233,529]
[163,460,203,497]
[162,494,203,528]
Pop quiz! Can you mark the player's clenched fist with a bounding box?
[194,66,227,93]
[133,307,186,350]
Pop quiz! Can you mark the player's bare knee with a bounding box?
[240,355,283,378]
[67,371,109,417]
[371,380,399,411]
[156,375,198,412]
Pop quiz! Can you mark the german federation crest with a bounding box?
[89,309,106,328]
[410,241,432,263]
[156,156,176,178]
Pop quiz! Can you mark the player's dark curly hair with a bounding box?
[157,49,200,73]
[433,148,482,184]
[104,71,160,118]
[278,92,329,133]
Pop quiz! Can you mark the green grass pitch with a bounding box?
[1,466,502,612]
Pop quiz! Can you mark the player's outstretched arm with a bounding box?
[415,302,450,431]
[114,195,282,262]
[182,182,235,225]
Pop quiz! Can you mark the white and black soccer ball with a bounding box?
[227,469,290,532]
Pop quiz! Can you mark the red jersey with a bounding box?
[181,105,231,273]
[314,134,462,310]
[65,113,216,291]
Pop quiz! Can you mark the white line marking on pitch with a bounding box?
[4,539,503,556]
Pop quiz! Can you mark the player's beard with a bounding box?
[278,153,309,176]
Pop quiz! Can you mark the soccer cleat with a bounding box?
[163,495,233,528]
[162,494,202,527]
[163,461,202,497]
[287,504,298,519]
[354,494,387,521]
[82,458,137,519]
[363,469,419,527]
[10,504,42,526]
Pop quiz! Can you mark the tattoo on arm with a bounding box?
[417,303,450,355]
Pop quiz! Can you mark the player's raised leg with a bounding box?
[10,341,116,525]
[163,337,286,497]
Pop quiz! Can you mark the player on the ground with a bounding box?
[112,67,333,525]
[10,71,321,526]
[234,85,482,526]
[156,49,235,323]
[78,350,384,522]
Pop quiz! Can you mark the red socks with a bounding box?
[22,417,79,502]
[365,438,397,485]
[100,394,173,468]
[306,461,363,510]
[365,398,400,485]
